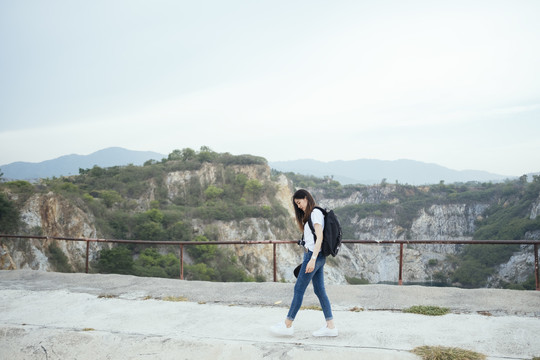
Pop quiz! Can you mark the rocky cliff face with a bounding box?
[310,186,538,286]
[1,164,299,282]
[1,191,105,272]
[2,167,537,288]
[163,163,299,281]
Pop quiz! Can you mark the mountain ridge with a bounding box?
[0,147,519,184]
[0,147,166,181]
[269,158,514,185]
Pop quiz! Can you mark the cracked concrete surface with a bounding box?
[1,270,539,360]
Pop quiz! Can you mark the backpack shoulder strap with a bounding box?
[314,206,327,215]
[307,216,316,237]
[308,206,326,239]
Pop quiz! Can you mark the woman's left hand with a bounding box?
[305,259,316,273]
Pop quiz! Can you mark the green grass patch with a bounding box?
[403,305,450,316]
[411,346,486,360]
[345,276,370,285]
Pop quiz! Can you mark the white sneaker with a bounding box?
[312,326,338,337]
[270,322,294,336]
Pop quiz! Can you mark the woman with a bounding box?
[270,189,338,337]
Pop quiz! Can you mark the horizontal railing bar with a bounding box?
[1,234,539,246]
[2,234,539,290]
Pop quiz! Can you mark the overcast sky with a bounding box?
[1,1,539,176]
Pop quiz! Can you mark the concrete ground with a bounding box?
[0,270,539,360]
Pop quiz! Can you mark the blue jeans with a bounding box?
[286,251,333,321]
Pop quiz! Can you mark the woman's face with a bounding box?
[294,197,308,211]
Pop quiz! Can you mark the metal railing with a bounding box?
[1,234,539,290]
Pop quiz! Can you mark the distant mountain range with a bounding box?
[0,147,166,181]
[269,159,514,185]
[0,147,517,185]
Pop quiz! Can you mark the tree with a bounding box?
[133,248,180,278]
[144,208,164,223]
[244,179,263,202]
[97,246,134,274]
[167,221,192,241]
[169,148,197,162]
[47,243,72,272]
[168,149,182,161]
[181,148,196,161]
[197,146,217,163]
[204,185,224,200]
[88,165,105,177]
[185,263,215,281]
[187,235,217,262]
[134,221,165,241]
[99,190,122,208]
[132,209,166,241]
[0,193,20,234]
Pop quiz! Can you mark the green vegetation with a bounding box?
[451,176,540,288]
[95,236,253,282]
[0,192,20,234]
[316,176,540,289]
[403,305,450,316]
[345,276,370,285]
[1,147,539,288]
[47,243,73,273]
[450,244,520,288]
[278,172,344,196]
[29,147,285,282]
[411,346,486,360]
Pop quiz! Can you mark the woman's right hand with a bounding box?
[305,258,316,273]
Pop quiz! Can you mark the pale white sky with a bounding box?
[1,0,539,176]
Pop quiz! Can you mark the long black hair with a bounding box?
[292,189,316,231]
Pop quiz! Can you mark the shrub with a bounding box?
[185,263,216,281]
[0,193,20,233]
[187,235,217,262]
[97,246,134,274]
[411,346,486,360]
[345,276,369,285]
[204,185,224,199]
[403,305,450,316]
[47,243,72,273]
[133,248,180,278]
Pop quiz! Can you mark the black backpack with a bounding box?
[307,206,343,257]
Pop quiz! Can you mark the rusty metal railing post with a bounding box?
[85,240,90,274]
[398,243,404,285]
[180,244,184,280]
[273,243,277,282]
[535,243,539,291]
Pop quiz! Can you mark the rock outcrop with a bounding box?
[2,192,104,272]
[1,165,538,288]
